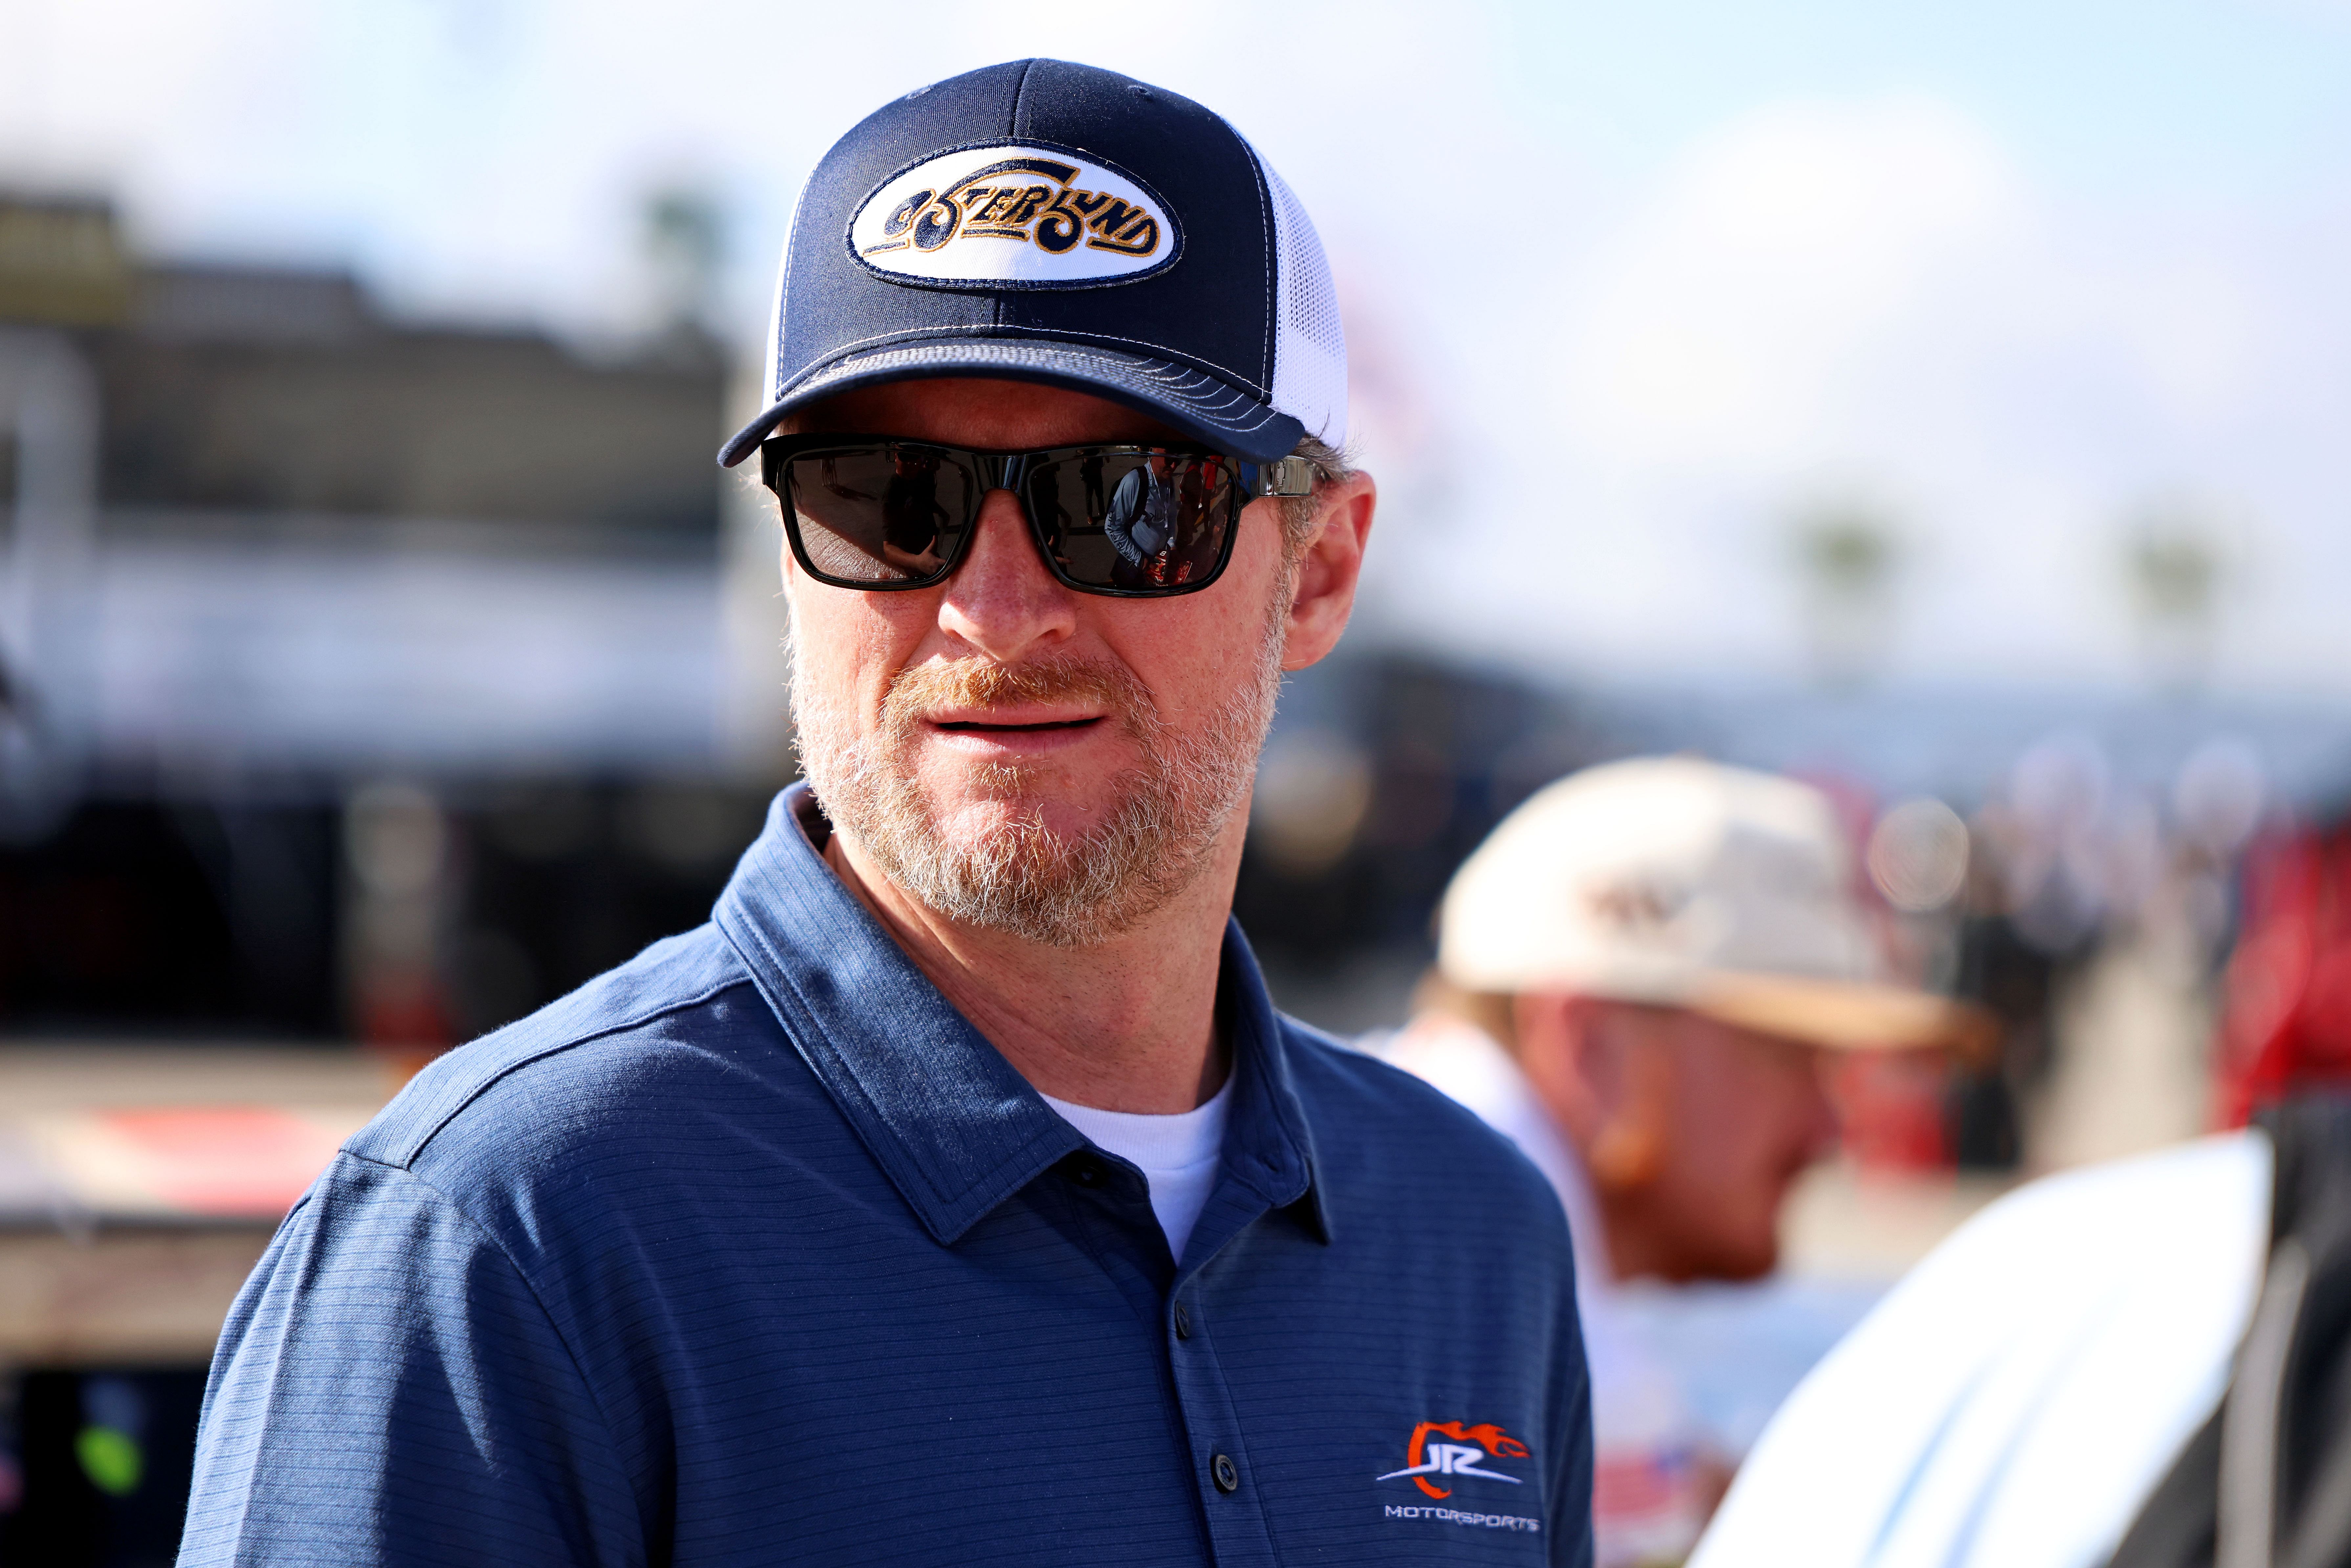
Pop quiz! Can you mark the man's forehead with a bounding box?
[781,376,1188,450]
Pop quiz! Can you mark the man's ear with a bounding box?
[1514,991,1604,1141]
[1519,994,1666,1190]
[1279,472,1376,672]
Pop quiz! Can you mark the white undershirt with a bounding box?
[1042,1077,1233,1264]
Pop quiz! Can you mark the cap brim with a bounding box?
[718,338,1306,468]
[1687,971,2001,1062]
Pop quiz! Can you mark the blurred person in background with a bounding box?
[1691,810,2351,1568]
[1387,756,1987,1567]
[175,59,1595,1568]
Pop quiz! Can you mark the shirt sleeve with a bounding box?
[179,1152,646,1568]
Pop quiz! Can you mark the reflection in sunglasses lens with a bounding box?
[1028,453,1235,592]
[788,447,973,585]
[775,442,1238,594]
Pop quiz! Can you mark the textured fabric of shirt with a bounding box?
[179,785,1593,1567]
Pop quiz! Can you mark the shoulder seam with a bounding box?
[393,971,758,1168]
[349,1153,639,1522]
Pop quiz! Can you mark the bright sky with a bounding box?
[7,0,2349,696]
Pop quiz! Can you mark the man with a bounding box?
[179,60,1592,1567]
[1384,756,1984,1567]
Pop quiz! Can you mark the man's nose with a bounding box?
[935,490,1078,661]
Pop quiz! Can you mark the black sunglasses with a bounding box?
[760,434,1314,598]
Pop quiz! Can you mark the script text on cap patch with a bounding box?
[849,143,1182,290]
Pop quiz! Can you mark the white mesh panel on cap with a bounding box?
[1250,145,1348,450]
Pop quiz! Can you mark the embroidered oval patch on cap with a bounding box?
[848,143,1182,290]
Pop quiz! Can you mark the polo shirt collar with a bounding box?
[715,785,1326,1247]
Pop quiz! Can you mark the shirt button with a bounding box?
[1211,1452,1239,1493]
[1068,1158,1103,1187]
[1173,1302,1192,1339]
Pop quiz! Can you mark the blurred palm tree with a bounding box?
[642,187,726,355]
[2122,500,2227,694]
[1791,499,1901,689]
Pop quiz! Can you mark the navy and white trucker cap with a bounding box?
[717,58,1347,469]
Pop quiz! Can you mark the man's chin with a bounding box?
[837,771,1197,949]
[914,760,1117,827]
[920,789,1109,850]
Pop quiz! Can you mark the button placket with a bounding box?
[1164,1263,1284,1564]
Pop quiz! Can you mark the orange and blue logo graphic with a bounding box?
[1376,1421,1531,1499]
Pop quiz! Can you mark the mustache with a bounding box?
[880,655,1161,738]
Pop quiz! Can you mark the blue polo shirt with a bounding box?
[181,786,1593,1567]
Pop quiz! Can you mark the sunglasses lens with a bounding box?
[783,445,975,586]
[1026,452,1239,592]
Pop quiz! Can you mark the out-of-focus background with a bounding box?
[4,0,2349,1559]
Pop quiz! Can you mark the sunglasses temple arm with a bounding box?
[1249,456,1316,498]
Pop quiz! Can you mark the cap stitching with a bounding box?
[771,182,811,402]
[780,319,1275,403]
[720,353,1296,466]
[1226,114,1277,395]
[793,340,1267,416]
[999,59,1042,335]
[789,344,1280,431]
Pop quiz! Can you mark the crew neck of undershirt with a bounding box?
[1042,1076,1233,1263]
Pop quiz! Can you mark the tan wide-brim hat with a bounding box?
[1438,757,1996,1058]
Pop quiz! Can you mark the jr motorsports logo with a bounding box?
[1377,1421,1530,1499]
[1377,1420,1543,1535]
[849,143,1181,289]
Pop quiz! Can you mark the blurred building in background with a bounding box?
[0,189,802,1559]
[0,191,787,1057]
